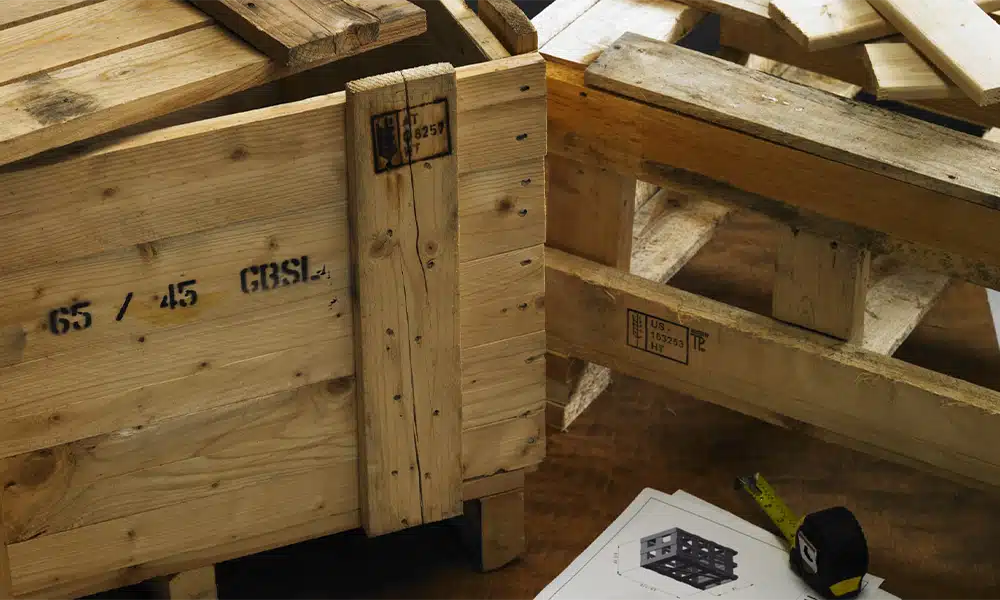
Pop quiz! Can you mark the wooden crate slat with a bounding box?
[347,64,462,535]
[0,0,213,88]
[458,158,545,261]
[0,0,106,31]
[0,380,356,544]
[460,245,544,348]
[869,0,1000,106]
[532,0,601,48]
[862,259,951,356]
[478,0,538,55]
[462,330,545,430]
[864,42,963,101]
[670,0,769,25]
[546,247,1000,490]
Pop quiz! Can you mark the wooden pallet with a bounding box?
[537,0,1000,493]
[0,2,542,598]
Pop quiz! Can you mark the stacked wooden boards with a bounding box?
[0,3,546,598]
[0,0,426,168]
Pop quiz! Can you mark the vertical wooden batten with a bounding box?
[347,63,463,537]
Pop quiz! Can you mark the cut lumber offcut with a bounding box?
[426,0,510,63]
[867,0,1000,106]
[0,0,104,31]
[864,42,964,100]
[347,64,463,536]
[546,247,1000,490]
[745,54,861,97]
[863,258,951,356]
[187,0,397,66]
[151,567,217,600]
[540,0,705,67]
[532,0,601,48]
[773,227,871,342]
[584,34,1000,212]
[670,0,770,25]
[0,0,213,87]
[478,0,538,55]
[769,0,1000,51]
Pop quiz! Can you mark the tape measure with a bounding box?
[736,474,869,599]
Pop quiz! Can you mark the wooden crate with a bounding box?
[0,1,545,598]
[537,0,1000,493]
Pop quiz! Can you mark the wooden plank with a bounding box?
[347,64,462,536]
[478,0,538,55]
[651,159,1000,291]
[0,53,546,276]
[462,410,544,479]
[586,34,1000,211]
[0,0,104,31]
[547,154,635,269]
[6,463,359,597]
[773,227,871,341]
[460,245,544,348]
[670,0,769,25]
[719,17,1000,128]
[532,0,601,47]
[546,247,1000,490]
[864,42,963,101]
[0,513,10,600]
[0,293,353,460]
[458,158,546,261]
[0,0,212,87]
[540,0,704,67]
[463,332,543,432]
[548,48,1000,269]
[745,54,862,97]
[152,567,217,600]
[769,0,1000,51]
[0,379,356,543]
[461,470,525,501]
[0,7,426,169]
[863,259,951,355]
[423,0,510,63]
[462,488,525,571]
[868,0,1000,106]
[188,0,402,66]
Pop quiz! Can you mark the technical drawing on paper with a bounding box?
[639,528,738,590]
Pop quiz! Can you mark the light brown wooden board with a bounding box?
[862,258,950,355]
[769,0,1000,51]
[347,64,463,535]
[585,34,1000,210]
[478,0,538,55]
[0,3,426,168]
[0,0,104,31]
[462,330,545,430]
[540,0,704,67]
[718,16,1000,128]
[864,42,963,101]
[154,567,217,600]
[546,248,1000,489]
[0,0,212,87]
[773,227,871,341]
[671,0,769,25]
[869,0,1000,106]
[532,0,601,47]
[0,53,546,277]
[188,0,397,66]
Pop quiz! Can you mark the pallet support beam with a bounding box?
[347,64,464,536]
[458,487,526,572]
[151,567,218,600]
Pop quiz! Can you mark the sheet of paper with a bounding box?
[535,488,894,600]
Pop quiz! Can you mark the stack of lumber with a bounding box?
[0,0,426,168]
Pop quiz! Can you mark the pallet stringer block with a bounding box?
[347,63,463,536]
[458,487,526,572]
[151,566,217,600]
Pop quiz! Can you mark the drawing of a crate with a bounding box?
[640,528,739,590]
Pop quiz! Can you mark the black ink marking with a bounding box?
[626,308,691,365]
[115,292,133,322]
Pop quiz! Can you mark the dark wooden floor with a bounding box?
[207,211,1000,599]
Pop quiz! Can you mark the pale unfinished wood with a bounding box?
[670,0,769,25]
[863,259,951,355]
[461,488,525,571]
[773,227,871,341]
[746,54,861,97]
[0,53,545,277]
[462,410,544,479]
[539,0,705,67]
[152,567,217,600]
[0,380,356,543]
[0,0,104,31]
[864,42,963,101]
[188,0,403,66]
[459,158,546,261]
[769,0,1000,51]
[463,331,545,430]
[547,46,1000,269]
[585,34,1000,211]
[460,245,544,348]
[0,0,212,87]
[868,0,1000,106]
[478,0,538,55]
[461,470,525,501]
[546,247,1000,490]
[427,0,510,62]
[0,5,426,168]
[532,0,601,47]
[347,64,462,536]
